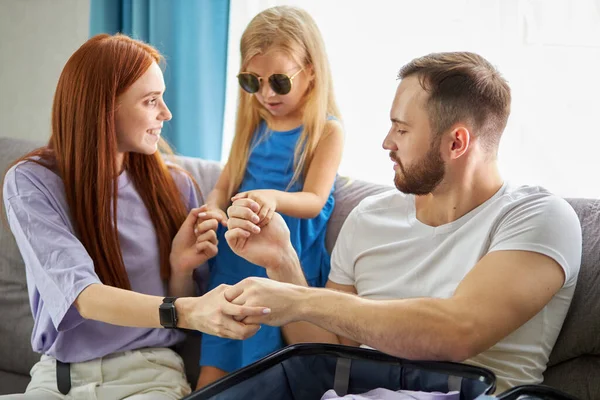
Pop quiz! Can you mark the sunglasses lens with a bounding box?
[238,74,259,93]
[269,74,292,95]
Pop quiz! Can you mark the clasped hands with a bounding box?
[173,190,298,339]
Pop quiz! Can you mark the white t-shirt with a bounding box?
[329,183,582,393]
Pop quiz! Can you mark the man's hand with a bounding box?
[183,284,270,339]
[224,277,305,326]
[231,189,277,227]
[170,207,219,275]
[224,198,294,270]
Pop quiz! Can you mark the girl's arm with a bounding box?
[233,120,344,220]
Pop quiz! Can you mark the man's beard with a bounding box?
[392,139,445,195]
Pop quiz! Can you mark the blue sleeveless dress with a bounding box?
[200,120,335,372]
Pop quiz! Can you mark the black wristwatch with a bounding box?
[159,297,179,329]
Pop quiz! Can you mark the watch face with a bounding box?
[159,303,177,328]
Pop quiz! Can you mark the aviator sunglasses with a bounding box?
[237,67,304,95]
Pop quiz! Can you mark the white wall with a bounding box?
[225,0,600,198]
[0,0,90,142]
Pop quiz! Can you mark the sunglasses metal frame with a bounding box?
[237,67,304,95]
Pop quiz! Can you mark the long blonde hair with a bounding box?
[226,6,341,197]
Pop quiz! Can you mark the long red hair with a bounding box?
[10,34,189,289]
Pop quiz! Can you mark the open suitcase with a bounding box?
[184,343,497,400]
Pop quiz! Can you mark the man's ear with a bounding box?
[447,126,470,160]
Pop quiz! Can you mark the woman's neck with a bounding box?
[115,152,125,174]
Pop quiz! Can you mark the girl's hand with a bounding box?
[197,203,228,228]
[231,190,277,227]
[170,207,219,276]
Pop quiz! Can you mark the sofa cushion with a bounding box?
[168,155,222,203]
[0,369,31,395]
[548,198,600,365]
[543,355,600,399]
[0,137,42,376]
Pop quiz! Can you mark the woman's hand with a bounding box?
[170,207,219,276]
[231,189,278,227]
[191,203,227,244]
[181,284,270,339]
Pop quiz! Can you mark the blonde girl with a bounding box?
[196,5,344,388]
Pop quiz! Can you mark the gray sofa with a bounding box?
[0,136,598,398]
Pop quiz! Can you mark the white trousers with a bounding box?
[0,348,192,400]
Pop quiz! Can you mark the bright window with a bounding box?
[223,0,600,198]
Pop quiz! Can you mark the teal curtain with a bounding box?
[90,0,230,160]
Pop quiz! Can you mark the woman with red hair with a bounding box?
[1,34,268,399]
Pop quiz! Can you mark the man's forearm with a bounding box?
[266,246,340,344]
[298,289,476,362]
[265,244,309,286]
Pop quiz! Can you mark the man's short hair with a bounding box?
[399,52,511,153]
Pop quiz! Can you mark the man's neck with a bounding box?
[414,162,503,227]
